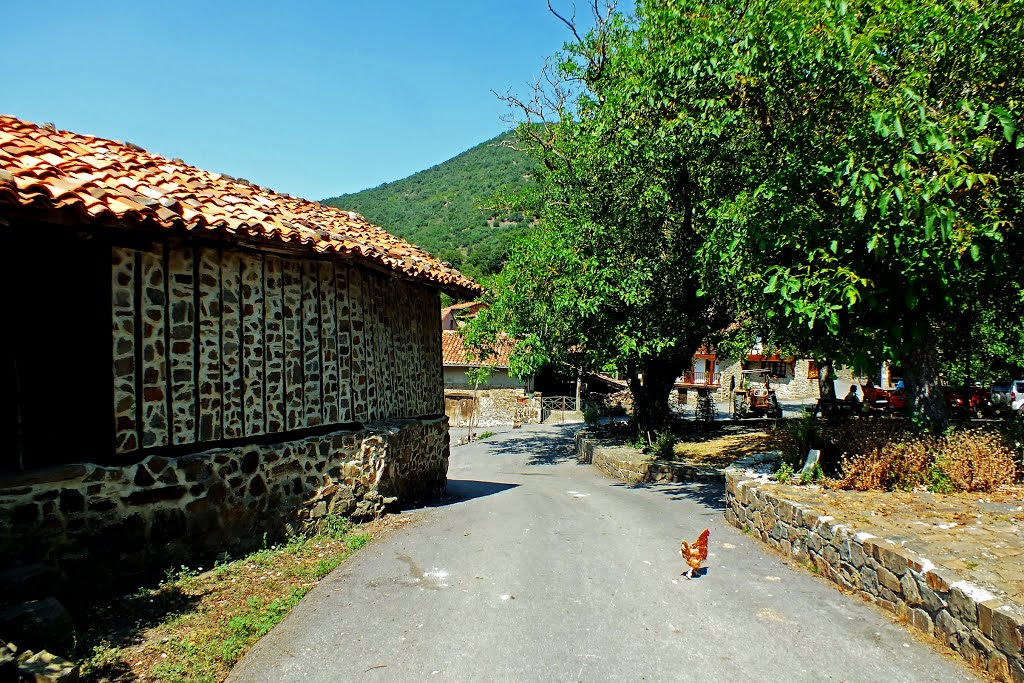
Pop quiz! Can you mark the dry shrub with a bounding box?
[936,430,1017,492]
[830,427,1017,493]
[833,435,934,491]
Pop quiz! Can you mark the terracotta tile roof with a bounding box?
[441,330,515,367]
[0,115,481,297]
[440,300,487,318]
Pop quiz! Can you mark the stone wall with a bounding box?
[444,389,541,427]
[574,431,720,484]
[0,418,449,594]
[109,237,443,458]
[725,456,1024,683]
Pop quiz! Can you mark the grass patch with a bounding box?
[77,517,383,682]
[478,431,496,440]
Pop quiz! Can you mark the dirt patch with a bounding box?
[766,481,1024,606]
[673,424,782,468]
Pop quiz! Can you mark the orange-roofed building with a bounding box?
[440,330,539,429]
[440,301,488,330]
[0,115,481,593]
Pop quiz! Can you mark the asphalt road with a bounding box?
[229,424,977,683]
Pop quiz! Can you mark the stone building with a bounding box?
[0,115,480,594]
[441,330,540,428]
[675,346,855,409]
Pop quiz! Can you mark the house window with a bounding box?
[808,361,820,380]
[753,360,788,377]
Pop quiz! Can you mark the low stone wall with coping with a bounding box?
[574,431,720,484]
[725,452,1024,683]
[0,417,449,594]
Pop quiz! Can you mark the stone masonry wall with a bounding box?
[444,388,541,428]
[725,456,1024,683]
[0,418,448,593]
[110,236,443,458]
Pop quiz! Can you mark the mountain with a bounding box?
[322,131,537,280]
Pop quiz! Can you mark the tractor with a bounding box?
[732,369,783,419]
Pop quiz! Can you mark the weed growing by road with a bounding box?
[799,462,824,485]
[77,523,376,683]
[773,462,795,483]
[478,431,495,440]
[653,430,676,459]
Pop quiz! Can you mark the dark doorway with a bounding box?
[0,225,111,471]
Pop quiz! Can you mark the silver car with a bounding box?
[991,380,1024,412]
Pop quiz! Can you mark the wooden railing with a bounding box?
[677,371,722,387]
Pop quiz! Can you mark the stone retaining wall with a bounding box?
[574,431,719,484]
[0,417,448,594]
[725,454,1024,683]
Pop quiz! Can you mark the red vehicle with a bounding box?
[887,385,990,417]
[861,383,892,405]
[944,385,991,417]
[733,369,783,419]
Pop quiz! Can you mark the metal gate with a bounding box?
[541,395,579,422]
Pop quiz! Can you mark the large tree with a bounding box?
[474,0,1024,432]
[640,0,1024,430]
[466,3,732,433]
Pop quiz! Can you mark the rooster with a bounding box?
[680,529,710,579]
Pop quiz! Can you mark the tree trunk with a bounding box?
[817,360,837,400]
[628,355,685,434]
[902,343,948,432]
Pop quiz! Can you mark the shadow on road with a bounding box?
[478,424,584,467]
[414,479,520,510]
[611,477,726,512]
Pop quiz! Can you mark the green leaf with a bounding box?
[854,200,867,221]
[878,190,891,217]
[993,106,1015,142]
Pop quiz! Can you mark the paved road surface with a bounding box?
[230,424,977,682]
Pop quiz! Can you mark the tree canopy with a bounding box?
[473,0,1024,431]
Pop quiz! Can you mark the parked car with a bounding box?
[944,385,992,418]
[991,380,1024,413]
[888,385,991,417]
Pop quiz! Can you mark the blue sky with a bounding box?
[2,1,620,200]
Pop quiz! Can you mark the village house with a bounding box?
[674,345,855,408]
[440,301,487,331]
[0,116,481,604]
[441,330,540,428]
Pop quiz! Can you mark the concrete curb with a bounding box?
[573,430,721,485]
[724,452,1024,683]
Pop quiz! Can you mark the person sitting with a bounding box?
[844,385,861,404]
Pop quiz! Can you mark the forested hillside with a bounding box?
[322,131,536,279]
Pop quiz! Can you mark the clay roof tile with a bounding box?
[0,115,480,298]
